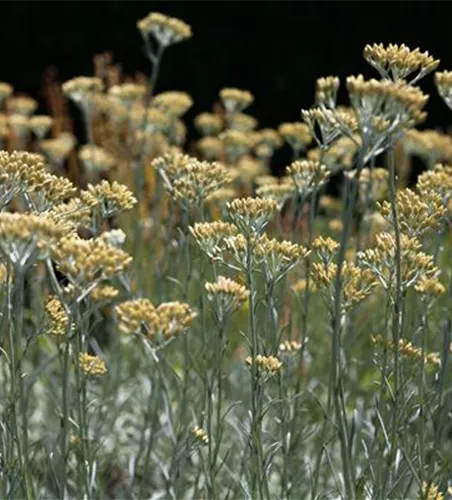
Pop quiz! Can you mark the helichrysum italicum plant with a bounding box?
[4,15,452,500]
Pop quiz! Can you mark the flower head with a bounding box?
[364,43,439,83]
[0,82,13,103]
[62,77,104,106]
[435,70,452,111]
[152,91,193,118]
[8,96,38,116]
[194,112,223,137]
[246,354,283,374]
[227,197,278,236]
[205,276,249,316]
[53,235,132,286]
[29,115,53,140]
[286,160,330,198]
[45,297,70,337]
[0,213,67,267]
[137,12,192,47]
[79,353,107,376]
[80,180,137,218]
[191,426,209,445]
[278,122,312,153]
[220,88,254,114]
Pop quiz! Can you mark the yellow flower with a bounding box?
[220,88,254,114]
[364,43,439,83]
[246,354,283,374]
[137,12,192,47]
[79,353,107,376]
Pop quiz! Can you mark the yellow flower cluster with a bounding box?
[279,340,302,353]
[0,82,13,102]
[91,285,119,302]
[137,12,192,46]
[363,43,439,82]
[227,197,278,236]
[311,261,377,309]
[191,425,209,445]
[8,96,38,116]
[80,180,137,216]
[108,83,147,107]
[435,71,452,109]
[346,75,428,128]
[414,276,446,297]
[256,181,294,208]
[194,112,223,137]
[115,298,196,341]
[246,354,283,374]
[45,297,70,337]
[62,76,104,105]
[220,88,254,114]
[358,232,437,291]
[220,130,254,160]
[170,159,233,207]
[418,482,445,500]
[206,187,237,204]
[372,335,441,369]
[312,236,340,263]
[403,129,452,165]
[417,163,452,203]
[286,160,330,196]
[255,234,310,275]
[79,353,107,376]
[0,150,47,196]
[29,115,53,139]
[205,275,249,311]
[78,145,116,173]
[49,197,92,230]
[252,128,283,158]
[152,91,193,118]
[0,212,68,265]
[229,113,258,133]
[278,122,312,153]
[40,134,76,164]
[315,76,340,107]
[378,188,446,237]
[53,235,133,284]
[301,107,358,146]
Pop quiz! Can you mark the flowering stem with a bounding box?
[12,266,34,499]
[246,239,269,500]
[73,304,91,499]
[59,339,70,500]
[328,143,369,499]
[383,145,403,496]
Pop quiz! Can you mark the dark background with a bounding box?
[1,1,452,170]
